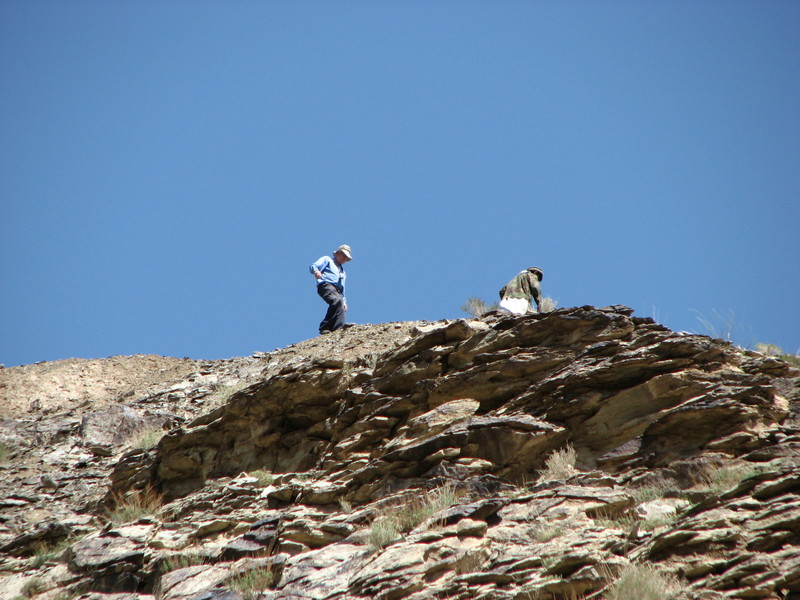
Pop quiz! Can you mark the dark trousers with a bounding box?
[317,283,346,333]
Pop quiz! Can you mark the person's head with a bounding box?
[527,266,543,281]
[334,244,352,263]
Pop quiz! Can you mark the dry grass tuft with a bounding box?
[539,445,578,481]
[539,296,558,313]
[461,297,499,317]
[105,485,164,524]
[227,567,274,600]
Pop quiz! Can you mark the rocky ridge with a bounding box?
[0,307,798,600]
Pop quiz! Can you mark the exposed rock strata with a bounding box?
[0,308,798,600]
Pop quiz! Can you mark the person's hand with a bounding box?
[313,270,322,280]
[344,303,348,312]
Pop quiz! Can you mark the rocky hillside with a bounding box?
[0,307,798,600]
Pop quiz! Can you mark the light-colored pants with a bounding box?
[499,297,533,315]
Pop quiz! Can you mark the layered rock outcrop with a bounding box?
[1,307,798,600]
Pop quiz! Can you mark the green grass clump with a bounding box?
[29,538,73,568]
[640,512,678,531]
[207,382,250,407]
[592,510,638,532]
[592,506,678,533]
[159,551,209,573]
[694,462,764,496]
[128,427,165,450]
[368,517,402,550]
[0,441,13,463]
[780,353,800,368]
[534,523,567,542]
[227,567,273,600]
[369,484,462,549]
[251,470,274,486]
[20,577,46,598]
[604,563,680,600]
[628,479,674,504]
[755,343,800,368]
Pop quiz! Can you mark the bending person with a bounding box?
[498,267,543,315]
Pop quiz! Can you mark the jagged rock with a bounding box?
[0,520,71,557]
[67,532,150,592]
[75,595,156,600]
[1,308,799,600]
[156,557,276,600]
[156,563,233,600]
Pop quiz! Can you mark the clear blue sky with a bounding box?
[2,1,799,367]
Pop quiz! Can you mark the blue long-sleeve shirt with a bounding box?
[309,255,346,299]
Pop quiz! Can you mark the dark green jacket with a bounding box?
[499,271,541,310]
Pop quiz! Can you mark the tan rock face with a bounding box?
[1,307,798,600]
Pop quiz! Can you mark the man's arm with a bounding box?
[531,276,542,310]
[309,256,330,280]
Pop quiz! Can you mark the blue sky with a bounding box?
[2,1,798,367]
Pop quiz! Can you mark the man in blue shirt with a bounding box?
[309,244,352,334]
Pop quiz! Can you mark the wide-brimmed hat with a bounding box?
[336,244,352,259]
[527,266,543,280]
